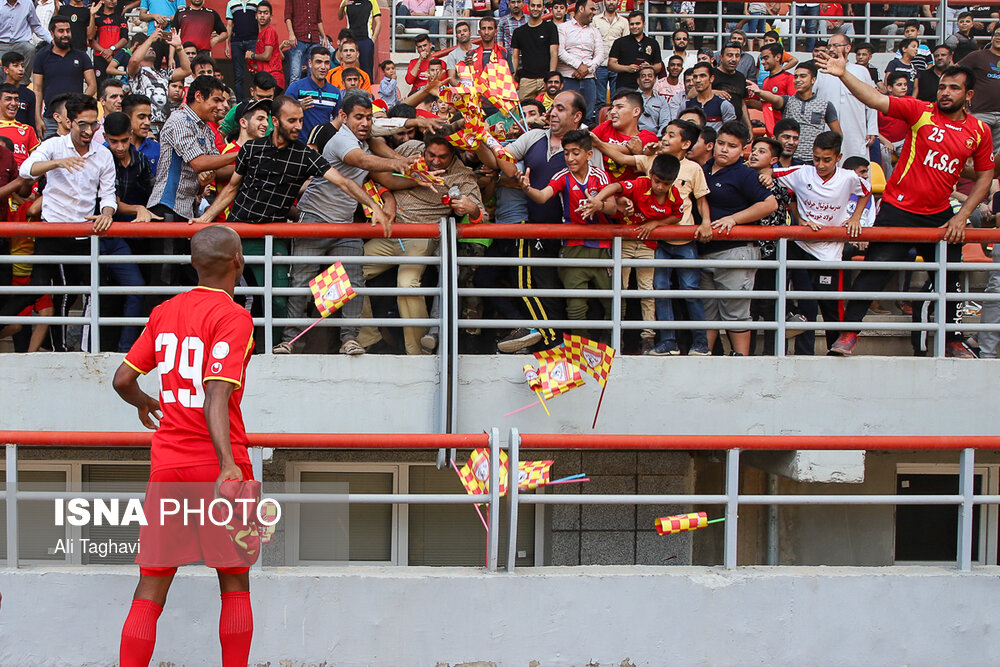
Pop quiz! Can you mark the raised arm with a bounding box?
[816,49,890,114]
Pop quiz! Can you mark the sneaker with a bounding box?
[829,332,858,356]
[640,338,655,354]
[646,340,680,356]
[688,343,711,356]
[420,333,438,354]
[498,327,542,353]
[786,313,808,338]
[729,351,744,356]
[272,341,293,354]
[945,341,975,359]
[339,339,365,356]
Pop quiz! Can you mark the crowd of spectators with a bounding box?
[1,0,1000,359]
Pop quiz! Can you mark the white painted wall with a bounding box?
[1,566,999,666]
[0,354,994,437]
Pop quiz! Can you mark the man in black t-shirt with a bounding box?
[511,0,559,101]
[33,16,96,138]
[914,44,953,102]
[712,42,748,125]
[63,0,95,52]
[608,11,662,93]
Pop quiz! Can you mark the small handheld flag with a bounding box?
[310,261,356,318]
[654,511,726,536]
[522,364,550,416]
[286,262,357,346]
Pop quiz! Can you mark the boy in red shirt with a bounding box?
[247,0,285,88]
[113,225,257,667]
[519,129,613,325]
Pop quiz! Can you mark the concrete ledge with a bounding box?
[2,565,999,666]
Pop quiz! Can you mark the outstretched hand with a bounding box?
[815,49,846,77]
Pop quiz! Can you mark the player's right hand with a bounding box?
[137,395,161,430]
[216,463,244,499]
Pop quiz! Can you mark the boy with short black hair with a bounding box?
[774,130,870,354]
[519,129,612,326]
[688,124,715,165]
[378,59,399,108]
[700,121,778,356]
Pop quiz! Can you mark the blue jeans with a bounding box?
[287,40,319,84]
[595,66,616,110]
[653,241,707,347]
[230,38,256,100]
[794,4,819,51]
[563,77,597,125]
[99,237,145,352]
[395,4,436,34]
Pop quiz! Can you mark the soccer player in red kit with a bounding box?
[112,225,255,666]
[817,49,995,358]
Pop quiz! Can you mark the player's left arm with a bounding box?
[204,379,243,494]
[945,167,993,243]
[112,363,162,430]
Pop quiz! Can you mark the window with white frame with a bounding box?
[287,462,538,567]
[895,463,999,565]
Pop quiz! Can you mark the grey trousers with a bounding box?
[0,41,36,79]
[979,250,1000,358]
[281,236,364,344]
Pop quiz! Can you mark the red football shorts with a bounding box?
[137,462,256,577]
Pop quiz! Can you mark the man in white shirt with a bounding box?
[557,0,604,125]
[814,33,878,161]
[3,93,117,350]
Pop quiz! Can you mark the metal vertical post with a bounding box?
[251,446,264,571]
[447,217,459,434]
[716,0,723,51]
[766,473,779,566]
[506,428,520,572]
[775,238,787,357]
[6,444,17,568]
[935,240,947,358]
[90,235,101,352]
[611,236,622,351]
[957,447,975,571]
[789,2,797,52]
[938,0,949,44]
[724,448,739,569]
[487,428,500,572]
[263,235,274,352]
[863,3,871,47]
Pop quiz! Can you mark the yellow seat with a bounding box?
[869,162,887,194]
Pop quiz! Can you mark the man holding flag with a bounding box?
[275,91,414,355]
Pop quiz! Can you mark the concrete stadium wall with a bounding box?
[1,565,999,666]
[0,353,995,437]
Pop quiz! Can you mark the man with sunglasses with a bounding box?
[0,93,116,351]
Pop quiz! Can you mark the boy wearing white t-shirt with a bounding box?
[774,130,871,353]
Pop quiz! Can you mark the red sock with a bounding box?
[120,598,162,667]
[220,591,253,667]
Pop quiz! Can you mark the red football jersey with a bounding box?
[884,96,995,215]
[0,120,39,168]
[760,71,794,121]
[592,120,658,182]
[125,286,254,473]
[619,178,684,248]
[548,165,611,248]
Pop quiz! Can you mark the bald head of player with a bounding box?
[190,225,244,292]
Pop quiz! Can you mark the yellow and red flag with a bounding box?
[402,153,445,186]
[537,357,586,400]
[478,58,520,117]
[309,261,356,318]
[361,179,387,219]
[655,512,709,535]
[562,334,615,387]
[517,460,553,490]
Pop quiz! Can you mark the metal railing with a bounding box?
[3,222,1000,362]
[4,430,1000,572]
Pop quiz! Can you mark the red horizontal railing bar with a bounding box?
[0,222,442,239]
[2,431,999,451]
[0,431,488,448]
[518,434,1000,451]
[3,222,1000,242]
